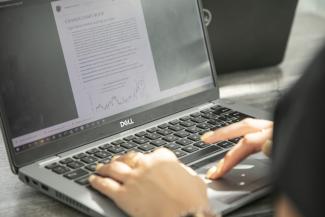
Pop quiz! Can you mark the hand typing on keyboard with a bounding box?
[201,118,273,180]
[89,148,212,217]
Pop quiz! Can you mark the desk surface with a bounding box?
[1,8,325,217]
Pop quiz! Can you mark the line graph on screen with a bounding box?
[94,79,146,112]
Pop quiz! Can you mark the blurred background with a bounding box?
[299,0,325,15]
[218,0,325,114]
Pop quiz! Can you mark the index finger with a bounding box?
[207,128,272,180]
[201,118,273,144]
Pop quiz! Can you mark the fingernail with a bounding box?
[206,166,217,179]
[207,160,224,179]
[88,175,96,183]
[96,163,104,171]
[112,155,120,161]
[201,131,214,142]
[216,160,224,174]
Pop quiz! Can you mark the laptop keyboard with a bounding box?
[44,105,250,187]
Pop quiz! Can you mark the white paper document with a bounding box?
[51,0,160,119]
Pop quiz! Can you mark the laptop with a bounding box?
[0,0,271,216]
[202,0,298,73]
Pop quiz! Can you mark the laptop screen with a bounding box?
[0,0,214,154]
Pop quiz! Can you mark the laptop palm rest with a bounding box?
[195,157,270,204]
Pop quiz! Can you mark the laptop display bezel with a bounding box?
[0,0,219,173]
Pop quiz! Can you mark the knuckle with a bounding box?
[242,118,255,127]
[137,156,152,169]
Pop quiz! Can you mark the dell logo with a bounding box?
[120,118,135,128]
[203,8,212,27]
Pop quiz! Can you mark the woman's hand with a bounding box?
[89,148,210,217]
[201,118,273,180]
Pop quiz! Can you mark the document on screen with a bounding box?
[51,0,160,119]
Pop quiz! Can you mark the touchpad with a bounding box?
[195,157,270,204]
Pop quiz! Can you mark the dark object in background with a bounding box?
[202,0,298,73]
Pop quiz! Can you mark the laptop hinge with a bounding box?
[38,156,61,166]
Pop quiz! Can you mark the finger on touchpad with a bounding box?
[197,158,269,192]
[197,158,270,204]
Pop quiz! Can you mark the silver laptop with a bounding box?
[0,0,271,216]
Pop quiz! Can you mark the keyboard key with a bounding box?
[186,126,203,134]
[229,137,242,144]
[228,112,251,120]
[145,133,162,140]
[190,117,207,123]
[156,129,173,136]
[201,113,218,120]
[212,107,231,115]
[228,111,243,117]
[73,153,88,159]
[75,176,90,185]
[107,146,125,154]
[164,143,181,150]
[188,134,201,142]
[174,131,190,138]
[207,120,220,126]
[86,148,100,155]
[199,130,210,135]
[138,144,155,152]
[182,146,199,153]
[193,142,210,149]
[94,151,112,159]
[217,141,234,149]
[59,158,73,164]
[168,125,184,132]
[197,123,213,130]
[99,143,111,150]
[85,164,97,172]
[81,156,98,164]
[180,145,223,164]
[123,135,137,141]
[180,116,191,121]
[99,157,112,164]
[229,119,240,124]
[211,105,222,110]
[64,169,88,180]
[173,150,187,158]
[163,135,179,142]
[169,120,180,125]
[218,116,232,122]
[147,127,158,133]
[121,142,138,149]
[177,139,193,146]
[52,165,70,174]
[158,123,169,129]
[111,140,125,145]
[133,138,150,144]
[180,121,195,127]
[132,148,146,153]
[200,109,213,114]
[210,126,221,131]
[151,139,167,147]
[67,161,85,169]
[190,112,201,118]
[135,131,148,137]
[45,163,59,169]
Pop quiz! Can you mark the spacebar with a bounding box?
[180,145,223,165]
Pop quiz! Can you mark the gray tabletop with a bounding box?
[1,4,325,217]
